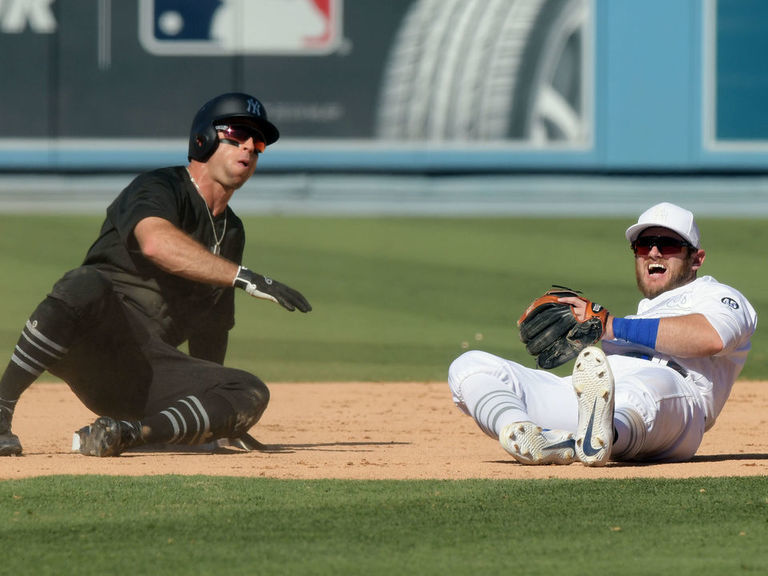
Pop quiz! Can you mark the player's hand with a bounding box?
[558,295,589,321]
[233,266,312,313]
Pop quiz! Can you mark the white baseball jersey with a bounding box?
[602,275,757,429]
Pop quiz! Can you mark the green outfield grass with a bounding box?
[1,475,766,576]
[0,214,764,381]
[0,214,765,576]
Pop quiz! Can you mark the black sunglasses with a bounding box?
[214,124,266,152]
[632,235,692,256]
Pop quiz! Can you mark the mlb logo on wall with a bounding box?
[139,0,343,55]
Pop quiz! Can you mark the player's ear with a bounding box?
[691,249,705,271]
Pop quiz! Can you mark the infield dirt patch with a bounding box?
[3,380,767,480]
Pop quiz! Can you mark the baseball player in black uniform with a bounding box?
[0,92,311,457]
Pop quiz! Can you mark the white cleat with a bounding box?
[500,421,575,465]
[573,346,615,467]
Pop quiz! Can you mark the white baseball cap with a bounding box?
[625,202,701,248]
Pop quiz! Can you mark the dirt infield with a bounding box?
[2,380,767,480]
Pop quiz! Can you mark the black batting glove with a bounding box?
[233,266,312,313]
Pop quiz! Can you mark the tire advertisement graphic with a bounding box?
[376,0,591,145]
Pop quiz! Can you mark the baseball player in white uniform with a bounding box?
[448,202,757,466]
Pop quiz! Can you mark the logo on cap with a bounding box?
[247,98,261,116]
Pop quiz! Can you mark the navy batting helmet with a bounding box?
[188,92,280,161]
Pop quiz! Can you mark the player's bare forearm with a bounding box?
[604,314,723,358]
[134,217,238,285]
[652,314,723,357]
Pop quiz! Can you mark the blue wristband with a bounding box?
[612,317,660,349]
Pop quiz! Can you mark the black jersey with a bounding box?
[83,166,246,346]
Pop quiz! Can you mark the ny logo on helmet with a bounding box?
[247,98,261,116]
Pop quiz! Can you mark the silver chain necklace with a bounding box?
[186,167,227,255]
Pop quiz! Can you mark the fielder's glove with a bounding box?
[517,286,608,369]
[234,266,312,313]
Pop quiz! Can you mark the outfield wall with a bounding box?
[1,173,766,216]
[2,0,768,174]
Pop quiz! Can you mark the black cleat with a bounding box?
[74,417,141,457]
[0,408,22,456]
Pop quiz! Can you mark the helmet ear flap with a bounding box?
[188,124,218,162]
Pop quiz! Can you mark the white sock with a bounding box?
[613,408,646,460]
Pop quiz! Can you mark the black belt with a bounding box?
[621,353,688,378]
